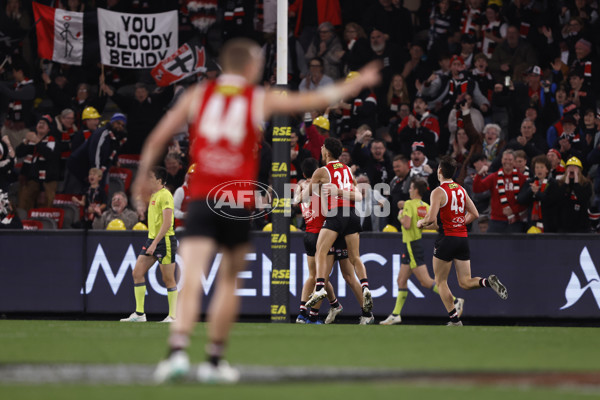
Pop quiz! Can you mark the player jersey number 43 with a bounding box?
[438,181,468,237]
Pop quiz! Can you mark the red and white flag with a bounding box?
[151,43,206,86]
[33,2,84,66]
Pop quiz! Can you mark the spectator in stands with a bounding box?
[261,30,307,91]
[15,115,61,211]
[473,149,527,233]
[302,115,329,161]
[389,154,411,229]
[339,22,372,73]
[100,82,173,155]
[482,123,505,162]
[354,173,386,232]
[70,106,101,153]
[288,0,342,51]
[480,4,507,59]
[581,108,597,156]
[379,74,411,128]
[458,33,477,69]
[448,93,484,140]
[352,137,393,185]
[362,0,413,48]
[368,26,407,102]
[568,68,596,112]
[506,118,546,160]
[541,85,569,137]
[0,135,15,192]
[557,156,592,233]
[173,165,194,231]
[0,0,31,63]
[546,101,580,149]
[55,108,77,175]
[298,57,334,92]
[570,38,598,91]
[0,188,22,229]
[164,152,185,194]
[331,72,378,141]
[470,53,495,108]
[66,112,128,194]
[70,83,107,126]
[72,167,107,229]
[555,115,586,163]
[401,42,434,100]
[427,0,459,54]
[305,22,343,80]
[517,155,560,233]
[408,141,438,189]
[463,153,491,214]
[488,25,537,84]
[290,128,311,184]
[0,58,35,150]
[451,102,483,185]
[513,150,530,179]
[92,191,138,230]
[392,94,440,159]
[547,148,566,179]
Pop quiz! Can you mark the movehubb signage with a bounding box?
[0,231,599,319]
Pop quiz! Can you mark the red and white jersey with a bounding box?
[174,184,191,228]
[437,181,468,237]
[301,192,326,233]
[323,160,354,210]
[188,74,264,200]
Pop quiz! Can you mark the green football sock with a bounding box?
[392,290,408,315]
[134,283,146,314]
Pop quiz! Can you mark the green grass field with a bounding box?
[1,320,599,399]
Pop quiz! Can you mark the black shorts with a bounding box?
[140,236,178,264]
[433,235,470,262]
[322,207,362,237]
[303,232,348,260]
[184,200,251,248]
[400,239,425,269]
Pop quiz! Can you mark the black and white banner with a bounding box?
[98,8,177,69]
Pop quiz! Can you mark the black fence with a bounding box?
[1,231,599,319]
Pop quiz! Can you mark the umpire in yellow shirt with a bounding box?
[121,166,178,323]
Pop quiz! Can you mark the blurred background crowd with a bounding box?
[0,0,599,234]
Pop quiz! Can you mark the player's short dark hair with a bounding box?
[438,155,457,179]
[411,178,428,198]
[151,166,168,184]
[324,137,343,159]
[301,157,319,178]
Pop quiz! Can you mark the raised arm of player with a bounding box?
[132,86,201,206]
[418,187,443,229]
[263,61,381,119]
[463,191,479,225]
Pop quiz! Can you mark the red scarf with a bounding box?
[531,178,547,231]
[497,168,520,222]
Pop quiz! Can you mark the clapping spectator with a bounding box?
[92,191,138,230]
[298,57,334,92]
[305,22,343,80]
[392,94,440,159]
[73,167,107,229]
[517,155,560,232]
[557,156,593,232]
[473,149,527,233]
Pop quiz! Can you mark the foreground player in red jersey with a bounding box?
[131,38,380,382]
[417,156,508,326]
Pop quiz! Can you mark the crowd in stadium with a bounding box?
[0,0,599,234]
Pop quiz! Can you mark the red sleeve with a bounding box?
[473,172,495,193]
[397,116,410,133]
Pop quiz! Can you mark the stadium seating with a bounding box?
[21,219,43,230]
[28,207,65,229]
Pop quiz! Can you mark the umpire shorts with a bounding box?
[400,239,426,269]
[433,235,470,262]
[140,236,177,265]
[184,200,251,248]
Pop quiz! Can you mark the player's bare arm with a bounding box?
[464,191,479,225]
[262,61,381,119]
[133,86,202,205]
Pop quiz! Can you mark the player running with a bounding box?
[132,38,380,383]
[120,166,178,323]
[380,178,464,325]
[305,138,375,324]
[417,156,508,326]
[294,158,365,324]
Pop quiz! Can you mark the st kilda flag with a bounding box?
[151,42,206,87]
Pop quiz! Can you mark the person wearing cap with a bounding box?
[100,81,173,155]
[546,148,566,179]
[546,101,580,148]
[93,191,138,230]
[66,112,128,192]
[70,106,101,153]
[516,154,561,233]
[555,115,585,162]
[305,22,343,80]
[557,156,592,232]
[393,94,440,159]
[473,149,527,233]
[15,115,62,211]
[303,115,330,161]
